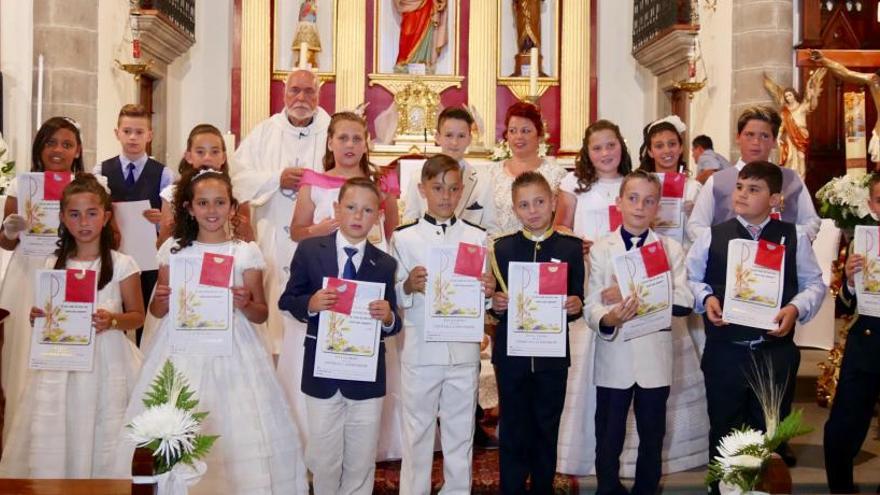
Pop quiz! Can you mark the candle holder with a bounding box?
[671,79,707,98]
[114,59,154,80]
[497,76,557,102]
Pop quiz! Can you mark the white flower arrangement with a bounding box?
[706,359,812,494]
[489,138,552,162]
[128,360,218,475]
[816,173,875,230]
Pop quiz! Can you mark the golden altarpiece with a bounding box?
[238,0,592,164]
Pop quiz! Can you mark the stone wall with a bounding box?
[33,0,98,167]
[730,0,793,161]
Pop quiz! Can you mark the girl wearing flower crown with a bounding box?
[637,115,702,250]
[0,173,143,477]
[117,169,308,494]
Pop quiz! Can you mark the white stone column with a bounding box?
[730,0,793,160]
[33,0,99,166]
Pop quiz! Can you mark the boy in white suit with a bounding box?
[392,154,496,494]
[402,107,497,233]
[587,170,694,495]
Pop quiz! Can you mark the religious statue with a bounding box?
[812,49,880,164]
[291,0,320,68]
[512,0,544,76]
[393,0,449,75]
[762,68,827,178]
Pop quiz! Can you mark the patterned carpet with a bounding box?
[373,449,581,494]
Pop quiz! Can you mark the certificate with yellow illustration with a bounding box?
[169,254,233,356]
[18,172,64,257]
[425,245,485,342]
[30,269,96,371]
[654,173,684,243]
[612,245,672,340]
[506,262,566,358]
[722,238,785,330]
[853,225,880,318]
[315,277,384,382]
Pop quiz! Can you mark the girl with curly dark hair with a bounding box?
[554,119,632,256]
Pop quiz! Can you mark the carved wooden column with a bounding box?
[559,0,591,153]
[335,1,366,112]
[240,0,270,138]
[467,1,498,150]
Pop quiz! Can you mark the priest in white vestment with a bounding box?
[231,69,331,445]
[231,69,331,354]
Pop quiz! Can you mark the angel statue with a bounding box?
[763,68,827,178]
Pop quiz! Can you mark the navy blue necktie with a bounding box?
[342,247,358,279]
[125,163,136,188]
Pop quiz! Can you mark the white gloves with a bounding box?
[2,214,27,240]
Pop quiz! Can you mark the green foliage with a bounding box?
[765,409,812,452]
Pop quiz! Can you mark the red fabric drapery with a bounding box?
[395,0,434,65]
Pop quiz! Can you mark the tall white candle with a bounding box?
[298,42,309,69]
[529,47,539,98]
[223,131,236,154]
[36,54,44,130]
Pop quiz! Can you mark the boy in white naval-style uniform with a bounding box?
[391,154,496,494]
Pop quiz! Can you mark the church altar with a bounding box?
[237,0,595,159]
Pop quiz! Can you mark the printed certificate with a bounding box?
[18,172,67,257]
[506,262,567,357]
[315,277,384,382]
[113,200,159,271]
[29,269,96,371]
[169,254,233,356]
[612,241,672,340]
[853,225,880,317]
[425,245,485,342]
[654,173,685,243]
[722,239,785,330]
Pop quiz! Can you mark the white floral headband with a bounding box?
[648,115,686,135]
[193,168,223,179]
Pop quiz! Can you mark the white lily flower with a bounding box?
[716,428,767,459]
[129,403,200,466]
[719,454,764,470]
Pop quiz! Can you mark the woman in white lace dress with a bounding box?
[487,102,567,238]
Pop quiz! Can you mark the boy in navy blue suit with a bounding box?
[279,177,400,495]
[489,171,585,495]
[824,173,880,494]
[95,104,172,343]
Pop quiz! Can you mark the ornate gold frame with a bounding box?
[271,0,338,81]
[371,0,462,77]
